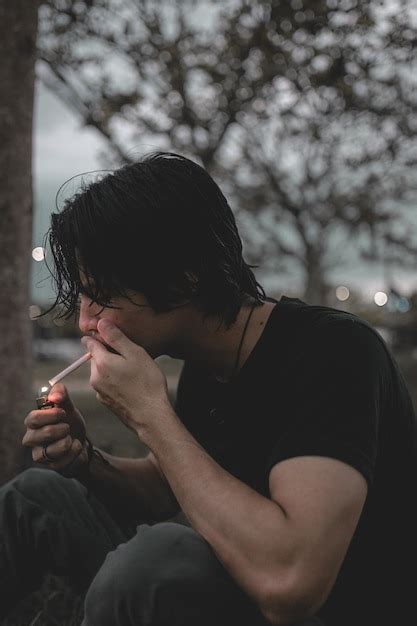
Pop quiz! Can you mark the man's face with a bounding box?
[77,284,181,359]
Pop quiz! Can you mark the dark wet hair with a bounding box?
[43,151,266,328]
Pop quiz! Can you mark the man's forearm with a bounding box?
[138,408,298,619]
[75,447,180,524]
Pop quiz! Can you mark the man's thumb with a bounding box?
[48,383,75,411]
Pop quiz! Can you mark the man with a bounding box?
[1,152,416,625]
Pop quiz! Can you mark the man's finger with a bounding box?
[33,434,73,462]
[22,422,70,447]
[24,408,65,429]
[34,438,84,471]
[48,383,75,410]
[94,319,137,358]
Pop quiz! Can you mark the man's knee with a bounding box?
[1,467,87,528]
[85,521,205,595]
[83,522,218,625]
[2,467,66,495]
[1,468,56,508]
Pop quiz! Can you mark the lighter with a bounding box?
[36,385,54,410]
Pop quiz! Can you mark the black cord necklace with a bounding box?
[214,299,258,384]
[207,299,258,428]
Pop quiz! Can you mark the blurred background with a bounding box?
[1,0,417,623]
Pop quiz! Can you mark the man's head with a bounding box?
[45,151,265,346]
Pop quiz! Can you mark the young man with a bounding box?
[1,152,416,625]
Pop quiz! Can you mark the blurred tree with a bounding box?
[226,0,417,303]
[37,0,417,304]
[0,0,41,483]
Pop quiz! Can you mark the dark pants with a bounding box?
[0,468,324,625]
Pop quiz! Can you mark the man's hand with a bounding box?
[81,319,172,436]
[23,383,89,475]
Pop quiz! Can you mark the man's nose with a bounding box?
[78,301,99,335]
[79,312,94,335]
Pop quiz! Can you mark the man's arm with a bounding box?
[76,447,181,524]
[138,409,367,626]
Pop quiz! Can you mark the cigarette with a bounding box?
[48,352,92,388]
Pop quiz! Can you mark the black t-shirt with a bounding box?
[174,295,417,626]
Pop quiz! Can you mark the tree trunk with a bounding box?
[303,265,331,306]
[0,0,40,485]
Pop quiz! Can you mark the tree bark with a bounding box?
[304,275,330,306]
[0,0,40,484]
[303,262,331,306]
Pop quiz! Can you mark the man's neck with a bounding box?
[170,297,278,381]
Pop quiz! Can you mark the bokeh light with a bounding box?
[398,297,411,313]
[336,286,350,301]
[374,291,388,306]
[28,304,42,319]
[32,247,46,262]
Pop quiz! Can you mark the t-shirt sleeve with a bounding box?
[264,319,390,489]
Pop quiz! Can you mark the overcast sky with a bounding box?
[32,80,107,303]
[31,79,417,306]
